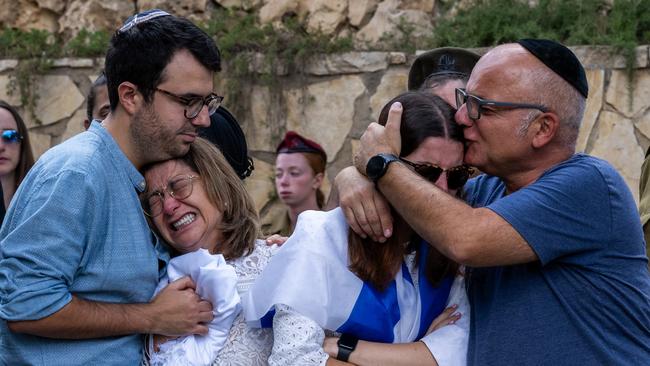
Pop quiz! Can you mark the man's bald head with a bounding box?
[469,42,586,150]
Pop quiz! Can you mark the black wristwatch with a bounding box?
[366,153,399,183]
[336,333,359,362]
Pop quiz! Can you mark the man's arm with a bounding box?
[7,276,214,338]
[354,102,536,267]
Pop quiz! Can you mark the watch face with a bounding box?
[366,155,386,181]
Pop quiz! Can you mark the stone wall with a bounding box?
[0,46,648,214]
[0,0,466,49]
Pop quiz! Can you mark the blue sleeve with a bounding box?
[0,170,97,321]
[486,161,612,266]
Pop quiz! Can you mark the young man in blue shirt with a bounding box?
[0,10,224,365]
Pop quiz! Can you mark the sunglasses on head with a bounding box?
[399,157,473,190]
[1,130,22,144]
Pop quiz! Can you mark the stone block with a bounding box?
[635,111,650,142]
[369,68,408,121]
[216,0,263,10]
[259,0,300,24]
[1,0,59,33]
[589,111,643,203]
[27,130,52,160]
[0,60,18,73]
[244,157,276,213]
[605,69,650,117]
[248,53,289,76]
[36,0,66,14]
[388,52,407,65]
[244,85,276,152]
[348,0,378,27]
[138,0,210,18]
[58,0,134,37]
[576,69,604,152]
[399,0,435,12]
[52,58,94,68]
[0,76,22,106]
[284,75,365,162]
[305,0,347,35]
[355,0,433,45]
[350,138,360,159]
[306,52,388,75]
[32,75,84,127]
[571,45,648,69]
[60,107,87,143]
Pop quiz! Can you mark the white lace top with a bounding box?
[212,240,277,366]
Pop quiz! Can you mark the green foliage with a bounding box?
[202,9,352,77]
[431,0,650,49]
[429,0,650,105]
[64,29,110,57]
[200,9,353,106]
[0,27,109,123]
[0,28,59,58]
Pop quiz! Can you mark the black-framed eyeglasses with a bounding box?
[141,174,198,217]
[155,88,223,119]
[399,157,473,190]
[1,130,23,144]
[455,88,548,121]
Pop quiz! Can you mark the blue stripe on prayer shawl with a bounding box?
[336,280,400,342]
[260,309,275,328]
[255,240,453,343]
[416,241,454,340]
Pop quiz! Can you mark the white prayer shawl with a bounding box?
[149,249,241,366]
[243,208,454,343]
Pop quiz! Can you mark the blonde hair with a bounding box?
[143,138,260,260]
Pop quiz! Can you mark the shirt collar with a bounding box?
[89,121,146,192]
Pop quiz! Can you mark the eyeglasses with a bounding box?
[141,174,198,217]
[455,88,548,121]
[399,157,473,190]
[1,130,23,144]
[155,88,224,119]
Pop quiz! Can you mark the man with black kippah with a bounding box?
[336,39,650,364]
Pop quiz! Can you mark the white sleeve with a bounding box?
[420,275,469,366]
[269,304,329,366]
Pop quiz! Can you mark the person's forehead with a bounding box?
[466,47,534,97]
[276,153,310,169]
[0,108,17,128]
[145,160,193,184]
[93,87,109,107]
[158,49,214,93]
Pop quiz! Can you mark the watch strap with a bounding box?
[336,333,359,362]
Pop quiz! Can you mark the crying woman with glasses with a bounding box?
[0,101,34,218]
[140,138,275,365]
[243,91,470,366]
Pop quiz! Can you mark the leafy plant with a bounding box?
[64,29,110,57]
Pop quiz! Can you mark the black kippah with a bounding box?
[199,107,254,180]
[517,39,588,98]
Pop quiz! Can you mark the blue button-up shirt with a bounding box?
[0,122,168,365]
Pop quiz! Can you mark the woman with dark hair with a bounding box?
[244,92,471,366]
[0,100,34,212]
[262,131,327,236]
[141,138,274,365]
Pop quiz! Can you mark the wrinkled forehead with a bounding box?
[466,44,535,96]
[144,159,193,189]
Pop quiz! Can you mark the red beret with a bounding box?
[276,131,327,161]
